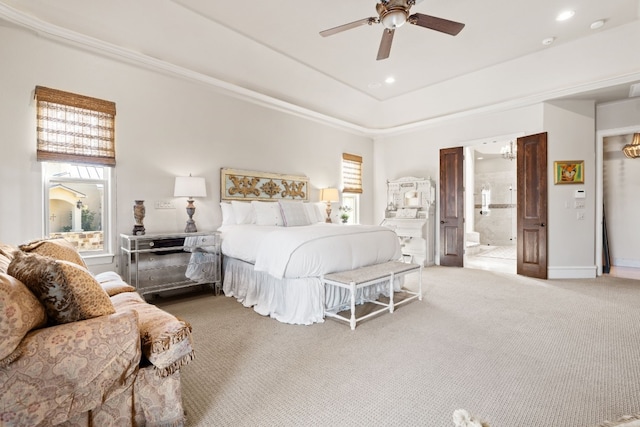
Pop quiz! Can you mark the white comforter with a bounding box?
[220,223,401,279]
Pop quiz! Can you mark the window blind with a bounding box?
[342,153,363,194]
[35,86,116,166]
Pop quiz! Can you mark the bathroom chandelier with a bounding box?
[501,141,516,161]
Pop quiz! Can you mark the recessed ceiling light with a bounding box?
[542,37,555,46]
[385,76,395,84]
[590,20,605,30]
[556,10,575,21]
[368,82,382,89]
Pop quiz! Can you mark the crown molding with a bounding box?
[2,3,640,140]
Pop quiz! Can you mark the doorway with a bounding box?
[598,130,640,280]
[464,140,517,274]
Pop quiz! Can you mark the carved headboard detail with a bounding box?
[220,168,309,202]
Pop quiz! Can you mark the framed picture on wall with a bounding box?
[554,160,584,184]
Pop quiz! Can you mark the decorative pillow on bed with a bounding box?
[220,202,237,226]
[7,251,114,325]
[252,201,284,226]
[304,203,323,223]
[279,200,312,226]
[231,201,255,224]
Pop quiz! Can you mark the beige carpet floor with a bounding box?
[155,267,640,427]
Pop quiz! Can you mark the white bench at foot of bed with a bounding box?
[321,261,423,330]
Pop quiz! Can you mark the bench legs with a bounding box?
[349,282,357,330]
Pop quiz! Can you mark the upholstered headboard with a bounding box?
[220,168,309,202]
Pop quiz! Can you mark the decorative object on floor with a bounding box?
[320,187,339,223]
[596,414,640,427]
[622,133,640,159]
[174,175,207,232]
[553,160,584,184]
[452,409,490,427]
[133,200,146,235]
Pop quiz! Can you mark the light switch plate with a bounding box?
[155,200,175,209]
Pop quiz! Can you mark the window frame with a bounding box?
[43,162,114,263]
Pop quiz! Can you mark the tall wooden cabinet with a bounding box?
[381,176,436,266]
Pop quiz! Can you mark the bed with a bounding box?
[218,168,402,325]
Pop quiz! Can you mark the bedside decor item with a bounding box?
[554,160,584,184]
[174,175,207,232]
[622,133,640,159]
[133,200,146,235]
[339,205,352,223]
[320,187,339,223]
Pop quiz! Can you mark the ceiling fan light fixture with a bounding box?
[381,9,408,29]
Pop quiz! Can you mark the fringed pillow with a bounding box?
[19,237,87,269]
[0,273,47,367]
[7,251,114,325]
[111,292,194,377]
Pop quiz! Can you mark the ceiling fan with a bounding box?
[319,0,465,60]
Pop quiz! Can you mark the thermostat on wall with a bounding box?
[574,190,586,199]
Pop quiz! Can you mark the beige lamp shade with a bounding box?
[320,188,339,203]
[174,176,207,198]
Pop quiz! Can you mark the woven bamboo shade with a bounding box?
[35,86,116,166]
[342,153,363,194]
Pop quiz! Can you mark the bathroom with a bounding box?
[465,140,517,274]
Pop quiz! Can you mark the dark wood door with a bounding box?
[439,147,464,267]
[517,132,548,278]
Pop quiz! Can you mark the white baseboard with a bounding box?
[613,258,640,268]
[548,266,597,279]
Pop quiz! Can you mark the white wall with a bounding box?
[0,25,373,273]
[543,100,596,277]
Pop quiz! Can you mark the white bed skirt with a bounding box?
[222,257,401,325]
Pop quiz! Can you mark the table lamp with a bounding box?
[320,188,339,223]
[174,175,207,232]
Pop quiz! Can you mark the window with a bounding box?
[342,153,362,224]
[36,86,116,257]
[342,153,362,194]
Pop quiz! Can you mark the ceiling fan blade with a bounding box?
[409,13,465,36]
[320,17,377,37]
[377,29,395,61]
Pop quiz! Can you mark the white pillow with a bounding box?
[279,201,311,227]
[304,203,322,223]
[314,202,328,223]
[231,201,255,224]
[220,202,236,225]
[251,201,284,226]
